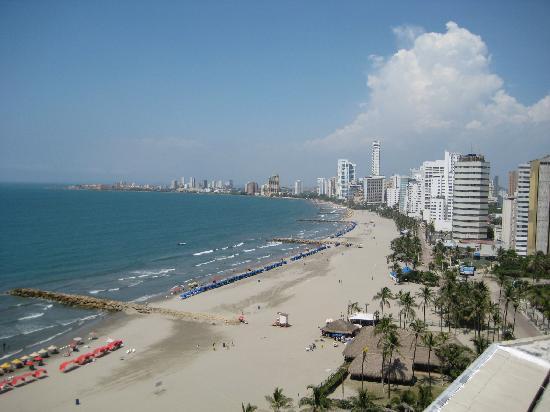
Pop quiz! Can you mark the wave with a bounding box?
[243,248,256,253]
[132,268,175,277]
[108,287,120,292]
[89,289,106,295]
[233,242,244,248]
[20,324,56,335]
[258,241,282,249]
[18,312,45,321]
[0,349,23,361]
[193,249,214,256]
[0,333,17,340]
[27,328,73,348]
[221,246,229,250]
[195,259,216,267]
[128,280,143,287]
[132,294,157,303]
[58,314,100,327]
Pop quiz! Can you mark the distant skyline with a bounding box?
[1,1,549,186]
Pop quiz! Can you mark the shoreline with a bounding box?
[1,208,408,412]
[0,200,351,364]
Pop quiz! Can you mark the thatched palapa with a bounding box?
[321,319,360,337]
[348,351,414,384]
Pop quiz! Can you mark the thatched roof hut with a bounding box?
[321,319,360,337]
[348,351,414,384]
[343,327,445,371]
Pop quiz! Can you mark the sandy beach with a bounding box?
[0,209,538,411]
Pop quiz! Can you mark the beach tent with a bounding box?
[11,359,23,369]
[59,361,78,373]
[38,348,49,358]
[29,352,40,358]
[47,345,59,354]
[349,312,377,327]
[20,355,30,363]
[321,319,360,338]
[1,363,12,372]
[73,337,83,345]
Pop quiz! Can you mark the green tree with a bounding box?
[299,385,332,411]
[421,332,438,387]
[346,388,379,412]
[416,286,434,324]
[373,287,393,316]
[241,402,258,412]
[265,387,293,411]
[409,319,426,379]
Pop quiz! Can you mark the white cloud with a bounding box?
[309,21,550,174]
[392,24,425,49]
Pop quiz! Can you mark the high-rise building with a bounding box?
[189,177,196,189]
[328,177,337,198]
[246,181,258,195]
[420,159,446,214]
[386,175,400,208]
[294,180,303,195]
[501,196,516,250]
[317,178,327,196]
[364,176,385,205]
[527,155,550,255]
[515,163,531,256]
[371,140,381,176]
[267,174,280,196]
[398,176,411,213]
[444,151,461,220]
[452,154,490,240]
[405,179,421,218]
[337,159,356,200]
[202,179,208,189]
[508,170,518,196]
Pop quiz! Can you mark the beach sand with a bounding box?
[2,209,536,411]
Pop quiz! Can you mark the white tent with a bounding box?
[349,312,376,327]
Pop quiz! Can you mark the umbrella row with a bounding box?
[180,243,333,301]
[59,339,123,373]
[330,221,357,238]
[0,368,48,394]
[0,347,55,374]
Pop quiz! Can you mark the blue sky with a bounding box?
[1,0,549,186]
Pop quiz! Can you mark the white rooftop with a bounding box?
[428,336,550,412]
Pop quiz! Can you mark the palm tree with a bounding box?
[417,286,434,324]
[471,335,489,355]
[241,402,258,412]
[265,387,293,411]
[348,302,361,317]
[299,385,332,411]
[401,292,417,326]
[373,287,393,315]
[502,282,515,332]
[421,332,438,387]
[361,346,369,391]
[409,319,426,379]
[383,330,401,399]
[346,388,379,411]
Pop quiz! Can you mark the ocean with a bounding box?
[0,184,345,360]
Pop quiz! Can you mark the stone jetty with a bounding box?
[8,288,238,324]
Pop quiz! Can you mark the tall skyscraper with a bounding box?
[189,177,196,189]
[245,181,258,195]
[328,177,337,198]
[337,159,356,200]
[364,176,385,204]
[317,178,327,196]
[527,155,550,255]
[371,140,381,176]
[501,196,516,250]
[515,163,531,256]
[267,174,280,196]
[452,154,490,240]
[294,180,303,195]
[508,170,518,196]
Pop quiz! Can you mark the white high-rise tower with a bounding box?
[371,140,381,176]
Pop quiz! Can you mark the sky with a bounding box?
[1,0,549,187]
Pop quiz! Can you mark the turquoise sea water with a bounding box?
[0,184,344,359]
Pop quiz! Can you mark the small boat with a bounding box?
[178,242,187,246]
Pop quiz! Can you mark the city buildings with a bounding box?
[364,176,385,205]
[328,177,337,198]
[385,175,400,208]
[452,154,490,240]
[246,181,259,195]
[266,174,280,197]
[515,163,531,255]
[317,178,327,196]
[337,159,356,200]
[501,196,516,250]
[371,140,381,176]
[508,170,518,196]
[294,180,303,196]
[527,155,550,255]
